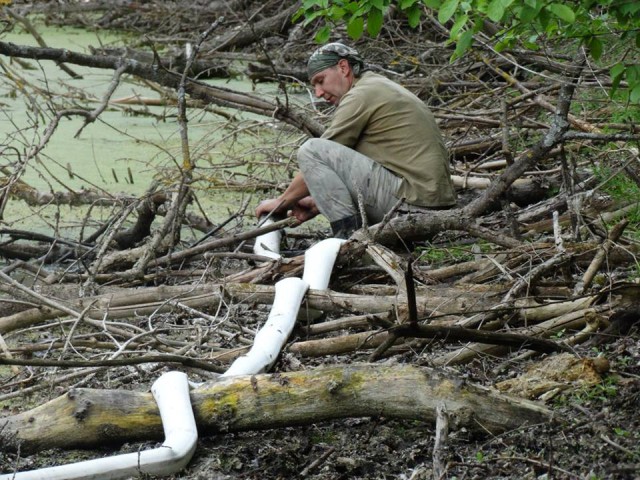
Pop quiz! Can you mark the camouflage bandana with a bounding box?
[307,42,364,79]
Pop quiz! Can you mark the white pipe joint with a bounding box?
[0,371,197,480]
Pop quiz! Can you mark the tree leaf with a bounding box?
[619,0,640,16]
[487,0,514,22]
[399,0,418,8]
[302,0,323,8]
[547,3,575,23]
[494,34,515,52]
[630,83,640,103]
[327,5,346,20]
[538,7,550,29]
[452,29,474,60]
[347,15,365,39]
[344,1,360,13]
[610,63,625,80]
[610,63,625,97]
[588,36,603,61]
[315,24,332,43]
[406,4,422,27]
[450,13,468,38]
[519,5,538,22]
[367,8,384,36]
[627,65,640,83]
[438,0,460,23]
[302,9,326,25]
[292,8,305,23]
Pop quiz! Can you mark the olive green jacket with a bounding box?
[321,72,456,207]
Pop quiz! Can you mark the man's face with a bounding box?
[310,59,352,106]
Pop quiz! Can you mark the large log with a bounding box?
[0,281,494,335]
[0,364,551,454]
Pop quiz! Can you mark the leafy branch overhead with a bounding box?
[296,0,640,102]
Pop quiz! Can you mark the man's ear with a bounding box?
[338,58,351,75]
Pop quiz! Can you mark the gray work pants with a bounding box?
[297,138,402,224]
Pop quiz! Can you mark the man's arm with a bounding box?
[255,172,311,218]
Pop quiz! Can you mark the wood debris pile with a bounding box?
[1,0,639,468]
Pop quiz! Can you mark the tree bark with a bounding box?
[0,364,552,454]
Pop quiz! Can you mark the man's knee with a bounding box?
[297,138,333,171]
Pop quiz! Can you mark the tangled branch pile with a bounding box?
[1,0,640,478]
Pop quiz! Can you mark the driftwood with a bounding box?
[0,363,552,454]
[0,41,325,139]
[208,2,301,51]
[92,47,232,79]
[432,304,611,366]
[0,280,495,334]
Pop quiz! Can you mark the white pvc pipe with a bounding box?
[225,238,345,377]
[222,276,309,377]
[0,371,197,480]
[2,238,345,478]
[253,217,282,260]
[302,238,346,290]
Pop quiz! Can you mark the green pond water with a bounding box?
[1,22,312,239]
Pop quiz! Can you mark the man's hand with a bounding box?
[290,196,319,223]
[255,198,284,219]
[255,172,312,221]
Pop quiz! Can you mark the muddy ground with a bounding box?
[2,331,638,479]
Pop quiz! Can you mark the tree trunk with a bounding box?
[0,364,551,454]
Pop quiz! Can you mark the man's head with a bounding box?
[307,43,364,106]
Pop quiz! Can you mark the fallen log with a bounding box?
[288,323,571,358]
[0,281,494,335]
[0,41,325,138]
[0,363,551,454]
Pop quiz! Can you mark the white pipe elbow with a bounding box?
[148,371,198,468]
[0,371,197,480]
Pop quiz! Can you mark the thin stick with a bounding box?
[433,402,449,480]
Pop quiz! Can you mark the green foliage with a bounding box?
[591,164,640,245]
[613,427,630,437]
[554,376,619,406]
[593,165,640,206]
[293,0,393,41]
[310,429,338,444]
[295,0,640,102]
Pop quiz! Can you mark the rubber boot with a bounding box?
[329,215,362,239]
